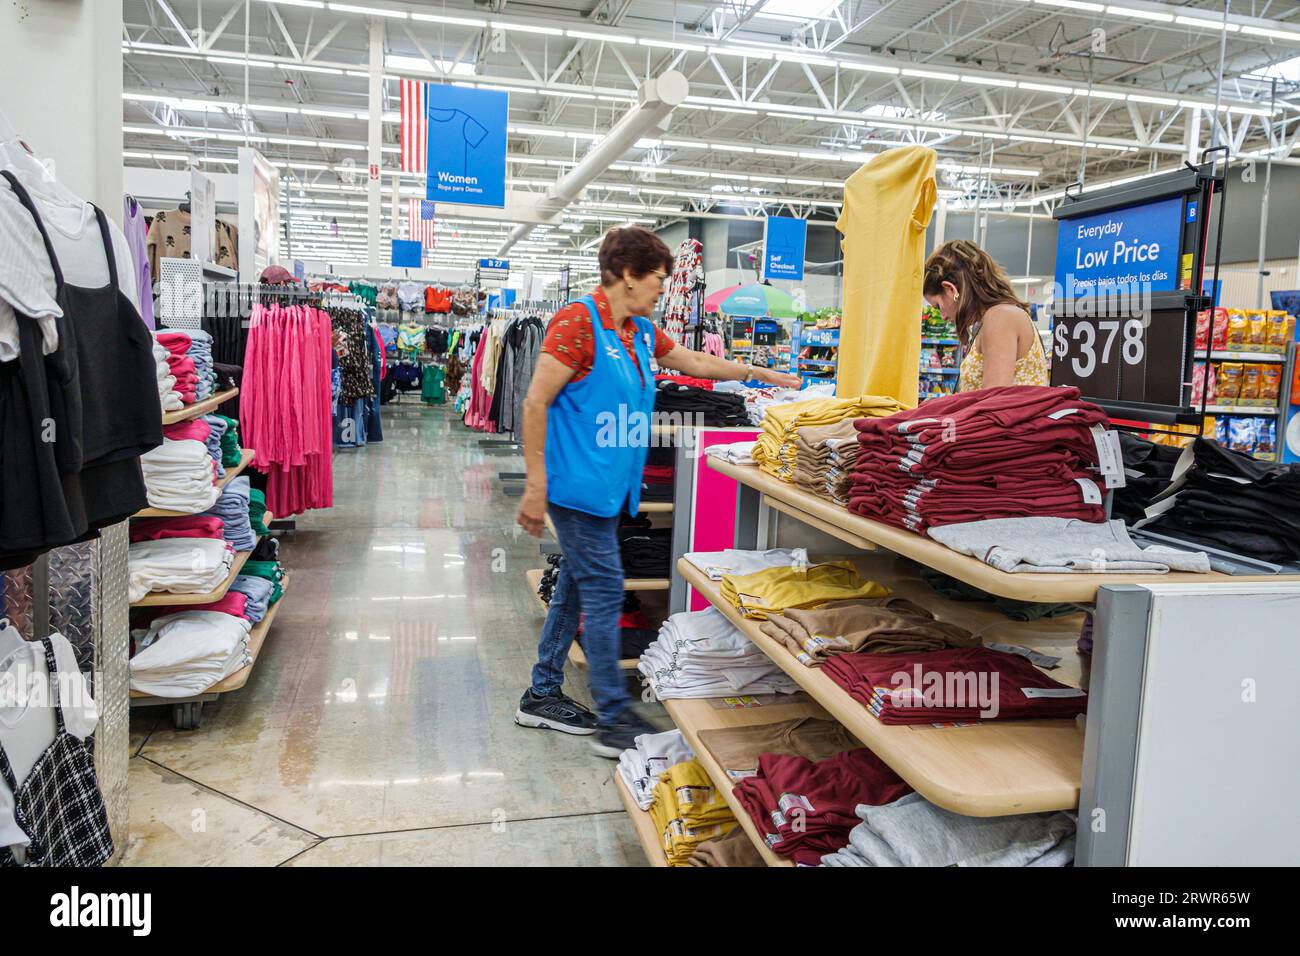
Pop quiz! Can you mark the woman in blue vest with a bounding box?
[515,227,799,757]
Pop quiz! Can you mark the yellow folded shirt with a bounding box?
[754,396,903,480]
[649,761,737,866]
[720,562,891,620]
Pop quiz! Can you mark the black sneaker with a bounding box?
[589,709,660,759]
[514,689,598,735]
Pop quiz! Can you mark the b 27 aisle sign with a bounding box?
[425,84,508,208]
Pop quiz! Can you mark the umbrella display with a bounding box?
[702,284,742,313]
[714,283,798,318]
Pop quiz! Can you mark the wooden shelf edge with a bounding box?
[639,502,674,513]
[677,556,1084,817]
[614,773,669,867]
[208,576,288,694]
[130,549,250,608]
[161,387,240,426]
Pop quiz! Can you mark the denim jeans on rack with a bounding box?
[530,502,629,725]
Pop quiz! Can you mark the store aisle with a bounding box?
[122,405,648,866]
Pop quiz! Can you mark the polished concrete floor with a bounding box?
[122,403,649,866]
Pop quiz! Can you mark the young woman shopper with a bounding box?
[922,239,1048,392]
[515,226,800,757]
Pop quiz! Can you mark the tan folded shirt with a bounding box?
[760,598,980,665]
[688,826,767,867]
[698,717,861,780]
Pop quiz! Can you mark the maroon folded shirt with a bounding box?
[129,515,226,543]
[733,749,913,866]
[822,647,1087,725]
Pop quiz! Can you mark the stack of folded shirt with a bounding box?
[164,418,221,478]
[638,607,801,699]
[140,438,220,513]
[240,559,285,604]
[155,330,199,404]
[848,385,1111,534]
[129,609,252,697]
[654,380,749,426]
[617,729,695,811]
[229,574,275,623]
[704,441,757,465]
[1111,433,1182,525]
[820,793,1076,867]
[618,520,672,578]
[640,446,675,503]
[1136,438,1300,563]
[247,487,271,535]
[137,590,250,623]
[647,759,738,866]
[755,395,904,482]
[184,327,215,401]
[688,827,766,867]
[129,515,225,544]
[719,561,890,621]
[732,749,913,866]
[202,415,229,477]
[152,336,184,412]
[213,413,243,469]
[792,419,861,505]
[127,537,234,602]
[203,476,256,552]
[928,516,1210,574]
[683,547,807,581]
[822,646,1088,724]
[759,598,980,667]
[697,716,860,781]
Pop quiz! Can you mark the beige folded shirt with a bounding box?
[688,825,767,867]
[760,598,980,666]
[697,716,861,780]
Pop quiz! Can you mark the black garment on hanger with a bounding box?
[0,172,160,566]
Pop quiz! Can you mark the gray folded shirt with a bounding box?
[928,517,1211,574]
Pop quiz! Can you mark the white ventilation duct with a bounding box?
[496,69,690,256]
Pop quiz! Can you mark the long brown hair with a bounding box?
[923,240,1029,347]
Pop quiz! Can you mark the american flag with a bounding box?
[406,198,436,258]
[400,78,427,173]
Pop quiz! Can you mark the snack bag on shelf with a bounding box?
[1265,312,1288,354]
[1191,361,1216,405]
[1260,364,1283,404]
[1196,308,1228,351]
[1215,416,1229,445]
[1239,364,1262,403]
[1226,310,1249,350]
[1255,418,1277,456]
[1248,311,1269,349]
[1228,417,1257,454]
[1216,362,1244,403]
[1201,415,1218,439]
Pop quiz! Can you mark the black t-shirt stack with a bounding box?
[653,380,748,426]
[618,515,672,578]
[1112,434,1183,525]
[1140,438,1300,563]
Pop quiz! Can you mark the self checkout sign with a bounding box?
[1050,166,1216,415]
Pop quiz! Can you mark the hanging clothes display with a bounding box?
[122,195,153,329]
[0,168,161,569]
[330,304,380,448]
[836,145,937,406]
[240,302,334,516]
[662,238,703,342]
[145,207,192,278]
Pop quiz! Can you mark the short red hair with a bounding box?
[598,226,674,286]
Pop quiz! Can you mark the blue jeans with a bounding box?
[530,502,630,725]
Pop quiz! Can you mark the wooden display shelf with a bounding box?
[130,549,249,608]
[678,557,1087,816]
[706,458,1300,604]
[161,387,239,426]
[133,449,256,518]
[662,695,838,868]
[639,502,674,514]
[615,773,669,867]
[207,577,288,693]
[130,577,287,702]
[524,569,641,671]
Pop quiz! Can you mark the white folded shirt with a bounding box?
[130,610,252,697]
[128,538,234,602]
[683,547,808,582]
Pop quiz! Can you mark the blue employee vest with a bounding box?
[546,295,657,518]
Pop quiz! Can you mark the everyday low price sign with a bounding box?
[1054,196,1182,297]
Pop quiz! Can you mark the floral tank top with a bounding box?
[958,323,1050,392]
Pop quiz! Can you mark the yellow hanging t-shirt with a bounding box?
[836,146,938,407]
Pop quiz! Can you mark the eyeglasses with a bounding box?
[651,271,670,288]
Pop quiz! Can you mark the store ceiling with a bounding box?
[121,0,1300,271]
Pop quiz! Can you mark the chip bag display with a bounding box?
[1228,417,1257,454]
[1239,364,1262,402]
[1260,364,1283,404]
[1216,362,1244,402]
[1255,418,1277,457]
[1226,310,1249,349]
[1248,311,1269,349]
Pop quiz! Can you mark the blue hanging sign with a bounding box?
[1053,196,1182,297]
[391,239,422,268]
[479,258,510,271]
[425,84,508,208]
[762,215,807,281]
